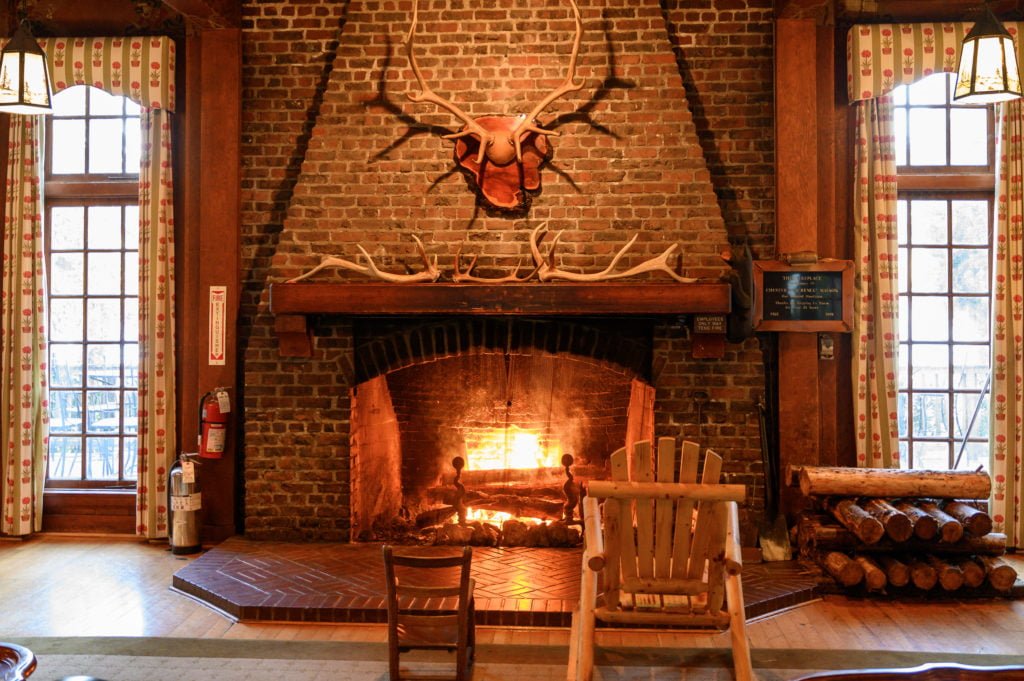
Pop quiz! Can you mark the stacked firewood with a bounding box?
[790,466,1018,595]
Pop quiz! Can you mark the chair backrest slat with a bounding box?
[670,440,701,579]
[687,449,723,580]
[602,496,623,610]
[632,440,655,579]
[653,437,676,579]
[705,501,729,613]
[609,447,638,590]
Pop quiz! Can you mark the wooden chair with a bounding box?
[382,545,476,681]
[568,437,754,681]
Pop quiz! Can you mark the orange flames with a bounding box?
[463,425,563,471]
[462,426,563,525]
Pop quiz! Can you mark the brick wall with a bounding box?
[239,0,774,542]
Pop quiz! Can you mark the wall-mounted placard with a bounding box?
[753,260,853,332]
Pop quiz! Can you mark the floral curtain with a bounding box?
[0,37,175,538]
[993,101,1024,548]
[852,97,901,468]
[135,108,176,538]
[0,117,47,535]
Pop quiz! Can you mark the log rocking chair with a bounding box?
[568,437,754,681]
[382,545,476,681]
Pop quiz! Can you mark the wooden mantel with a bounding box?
[269,282,732,357]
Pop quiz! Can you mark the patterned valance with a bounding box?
[847,22,1024,102]
[37,36,175,111]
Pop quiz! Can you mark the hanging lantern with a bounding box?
[954,3,1023,104]
[0,22,52,115]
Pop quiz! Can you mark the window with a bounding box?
[893,73,993,471]
[45,86,141,488]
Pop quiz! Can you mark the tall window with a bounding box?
[45,86,141,488]
[893,73,993,471]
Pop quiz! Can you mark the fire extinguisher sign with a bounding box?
[209,285,227,365]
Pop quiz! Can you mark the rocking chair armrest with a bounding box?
[725,501,744,576]
[582,496,606,571]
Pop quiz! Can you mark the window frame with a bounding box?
[43,85,141,490]
[892,73,996,471]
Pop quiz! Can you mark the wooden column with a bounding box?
[774,17,841,515]
[179,28,242,542]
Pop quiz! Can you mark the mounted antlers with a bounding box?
[528,224,697,283]
[452,244,539,283]
[403,0,585,209]
[285,229,696,284]
[286,236,440,284]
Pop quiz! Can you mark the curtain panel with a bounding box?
[993,102,1024,548]
[0,36,175,538]
[852,98,901,468]
[0,118,47,535]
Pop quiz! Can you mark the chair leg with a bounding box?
[388,629,401,681]
[725,572,755,681]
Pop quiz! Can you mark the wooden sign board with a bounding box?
[753,260,854,332]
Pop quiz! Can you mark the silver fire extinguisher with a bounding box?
[169,453,202,554]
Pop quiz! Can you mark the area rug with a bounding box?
[7,637,1024,681]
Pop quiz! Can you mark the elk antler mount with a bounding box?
[403,0,585,211]
[285,228,696,285]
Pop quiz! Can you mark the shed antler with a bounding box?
[286,236,441,284]
[529,224,697,283]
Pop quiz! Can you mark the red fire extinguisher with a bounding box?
[198,388,230,459]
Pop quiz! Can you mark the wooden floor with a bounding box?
[2,534,1024,654]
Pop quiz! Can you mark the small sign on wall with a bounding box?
[753,260,853,333]
[209,285,227,365]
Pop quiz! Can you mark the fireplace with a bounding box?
[349,316,654,545]
[243,0,770,544]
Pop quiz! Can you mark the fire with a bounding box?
[465,508,513,524]
[463,425,563,471]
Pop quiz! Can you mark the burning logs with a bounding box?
[792,466,1018,597]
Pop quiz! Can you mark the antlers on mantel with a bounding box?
[286,227,696,284]
[285,235,440,284]
[528,224,696,283]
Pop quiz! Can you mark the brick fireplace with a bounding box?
[240,0,774,544]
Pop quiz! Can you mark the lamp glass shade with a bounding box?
[954,7,1023,104]
[0,24,52,115]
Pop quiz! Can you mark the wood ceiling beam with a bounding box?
[158,0,240,29]
[836,0,1024,23]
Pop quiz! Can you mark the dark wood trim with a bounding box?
[897,173,996,191]
[45,181,138,199]
[270,282,732,316]
[41,489,135,534]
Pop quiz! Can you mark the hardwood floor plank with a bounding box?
[1,535,1022,658]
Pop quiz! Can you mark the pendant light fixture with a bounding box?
[954,3,1022,104]
[0,21,52,114]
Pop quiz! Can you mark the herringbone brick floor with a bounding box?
[172,538,818,627]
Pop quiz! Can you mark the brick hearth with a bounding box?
[172,538,818,626]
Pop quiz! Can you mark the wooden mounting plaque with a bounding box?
[753,260,853,332]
